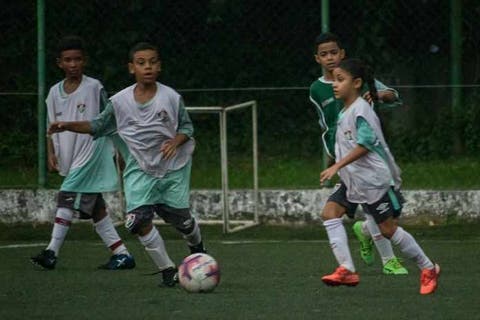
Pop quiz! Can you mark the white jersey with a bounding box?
[46,75,106,176]
[335,97,402,204]
[109,82,195,178]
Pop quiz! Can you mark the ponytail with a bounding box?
[364,64,378,104]
[338,58,378,104]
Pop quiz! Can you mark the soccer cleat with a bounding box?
[161,267,179,287]
[321,266,360,287]
[98,254,136,270]
[352,221,374,265]
[420,263,440,295]
[31,249,57,270]
[383,257,408,275]
[189,241,207,254]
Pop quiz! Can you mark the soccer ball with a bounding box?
[178,253,220,293]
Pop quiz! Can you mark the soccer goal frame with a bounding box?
[184,101,260,233]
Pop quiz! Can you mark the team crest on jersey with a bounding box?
[77,104,86,113]
[157,110,170,122]
[344,130,353,141]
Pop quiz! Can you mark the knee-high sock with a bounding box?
[182,219,202,247]
[391,226,434,270]
[47,207,74,256]
[139,227,174,271]
[364,215,395,265]
[94,215,129,255]
[323,218,355,272]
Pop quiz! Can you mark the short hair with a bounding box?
[128,42,159,62]
[57,35,85,57]
[314,32,343,52]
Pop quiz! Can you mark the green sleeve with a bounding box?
[177,98,194,137]
[91,101,117,138]
[356,117,377,150]
[99,88,109,112]
[356,117,389,161]
[374,79,403,110]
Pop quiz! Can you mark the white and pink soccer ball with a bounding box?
[178,253,220,293]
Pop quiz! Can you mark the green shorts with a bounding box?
[123,160,192,211]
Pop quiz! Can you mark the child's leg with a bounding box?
[92,206,130,256]
[156,204,205,254]
[125,206,175,271]
[322,201,355,272]
[380,221,434,270]
[46,207,74,256]
[363,215,395,265]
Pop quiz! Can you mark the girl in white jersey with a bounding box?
[319,58,440,295]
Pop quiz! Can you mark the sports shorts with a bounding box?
[56,191,105,219]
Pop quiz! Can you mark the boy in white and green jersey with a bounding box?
[48,42,206,287]
[310,32,407,275]
[31,36,135,271]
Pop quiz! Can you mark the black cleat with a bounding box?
[31,249,57,270]
[161,267,179,287]
[189,241,207,254]
[98,254,136,270]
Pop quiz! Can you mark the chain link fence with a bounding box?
[1,0,479,187]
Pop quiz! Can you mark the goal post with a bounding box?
[186,101,260,233]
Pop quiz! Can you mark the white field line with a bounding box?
[1,239,479,249]
[0,243,47,249]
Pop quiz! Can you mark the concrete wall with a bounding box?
[1,189,480,225]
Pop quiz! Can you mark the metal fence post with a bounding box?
[451,0,463,154]
[37,0,46,187]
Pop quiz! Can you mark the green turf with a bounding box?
[2,157,480,189]
[1,224,479,319]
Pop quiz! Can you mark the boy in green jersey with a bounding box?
[310,32,407,275]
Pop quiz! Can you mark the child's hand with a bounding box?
[48,122,66,135]
[160,139,178,160]
[48,153,59,172]
[320,164,339,184]
[362,91,373,104]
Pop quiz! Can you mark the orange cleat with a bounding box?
[322,266,360,287]
[420,263,440,295]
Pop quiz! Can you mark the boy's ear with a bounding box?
[339,48,346,60]
[56,57,61,67]
[314,54,321,64]
[128,62,134,74]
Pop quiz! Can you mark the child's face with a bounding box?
[314,41,345,72]
[332,67,362,101]
[129,49,161,85]
[57,49,85,79]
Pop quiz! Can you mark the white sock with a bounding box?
[183,219,202,247]
[139,227,175,271]
[364,215,395,265]
[323,218,355,272]
[94,215,129,256]
[391,226,434,270]
[47,207,74,256]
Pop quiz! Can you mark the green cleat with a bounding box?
[383,257,408,275]
[352,221,374,266]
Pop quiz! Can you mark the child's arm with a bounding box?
[46,138,58,172]
[160,98,193,160]
[48,121,93,135]
[320,146,369,183]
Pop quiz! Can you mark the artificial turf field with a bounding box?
[1,223,479,320]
